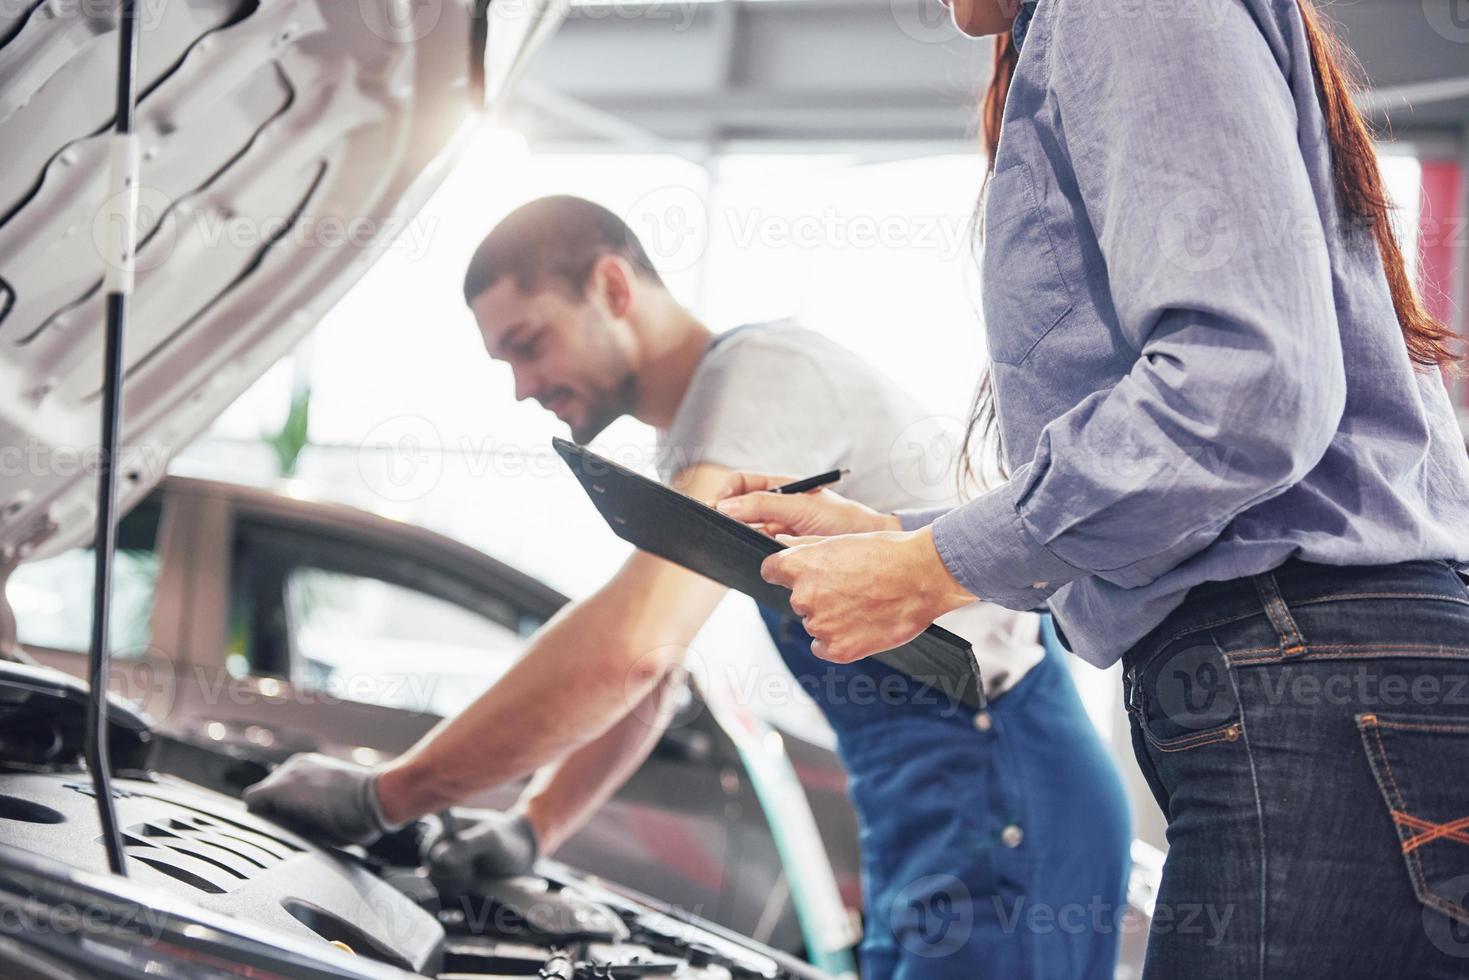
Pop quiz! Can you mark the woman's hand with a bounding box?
[715,471,901,538]
[759,528,976,663]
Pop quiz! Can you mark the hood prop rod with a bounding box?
[87,0,143,877]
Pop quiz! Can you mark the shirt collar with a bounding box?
[1012,0,1039,52]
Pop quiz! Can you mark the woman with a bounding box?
[717,0,1469,975]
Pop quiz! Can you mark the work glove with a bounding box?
[243,752,402,847]
[426,809,539,895]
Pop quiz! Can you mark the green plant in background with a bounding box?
[266,386,312,479]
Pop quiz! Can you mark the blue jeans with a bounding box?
[1122,558,1469,978]
[762,609,1131,979]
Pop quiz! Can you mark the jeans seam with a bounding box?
[1424,893,1469,926]
[1228,644,1469,666]
[1371,719,1469,734]
[1130,611,1278,671]
[1378,727,1432,904]
[1140,721,1242,753]
[1126,708,1171,819]
[1225,655,1267,980]
[1136,594,1469,668]
[1130,567,1469,669]
[1288,590,1469,608]
[1365,718,1408,809]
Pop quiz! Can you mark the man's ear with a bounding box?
[588,254,636,320]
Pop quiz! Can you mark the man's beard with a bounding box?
[570,373,637,444]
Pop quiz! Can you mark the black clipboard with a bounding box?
[553,438,985,709]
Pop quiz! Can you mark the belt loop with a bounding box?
[1252,572,1307,658]
[1446,560,1469,599]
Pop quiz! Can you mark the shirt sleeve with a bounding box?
[930,0,1346,609]
[658,335,852,484]
[897,506,951,531]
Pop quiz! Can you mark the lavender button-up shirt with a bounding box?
[902,0,1469,667]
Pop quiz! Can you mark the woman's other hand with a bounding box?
[715,471,901,538]
[759,528,976,663]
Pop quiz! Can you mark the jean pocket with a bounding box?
[1356,712,1469,926]
[1130,637,1242,752]
[1137,719,1243,753]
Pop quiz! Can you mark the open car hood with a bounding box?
[0,0,561,564]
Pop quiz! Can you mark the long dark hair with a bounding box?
[960,5,1463,488]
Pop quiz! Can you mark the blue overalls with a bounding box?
[760,609,1131,979]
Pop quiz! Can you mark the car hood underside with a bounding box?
[0,0,554,566]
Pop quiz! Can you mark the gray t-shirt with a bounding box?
[657,322,1042,697]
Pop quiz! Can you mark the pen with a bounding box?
[772,468,850,495]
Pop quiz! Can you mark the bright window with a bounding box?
[286,567,528,718]
[6,503,162,658]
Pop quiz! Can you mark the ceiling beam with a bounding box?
[515,0,1468,149]
[1358,76,1469,115]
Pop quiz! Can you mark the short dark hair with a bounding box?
[462,195,665,305]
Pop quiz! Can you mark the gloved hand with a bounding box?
[426,810,539,895]
[243,752,402,847]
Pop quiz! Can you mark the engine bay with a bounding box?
[0,661,824,980]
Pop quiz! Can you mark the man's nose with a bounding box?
[513,372,540,403]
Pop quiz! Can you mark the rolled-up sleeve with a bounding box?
[896,506,950,532]
[931,0,1346,609]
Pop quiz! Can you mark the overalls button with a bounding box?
[973,711,993,732]
[1001,824,1024,848]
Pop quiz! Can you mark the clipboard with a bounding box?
[553,437,986,710]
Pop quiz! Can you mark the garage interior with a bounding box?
[0,1,1466,978]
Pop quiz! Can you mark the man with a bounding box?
[245,195,1131,978]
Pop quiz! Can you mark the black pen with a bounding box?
[772,468,850,495]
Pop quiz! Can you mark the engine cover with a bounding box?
[0,770,445,974]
